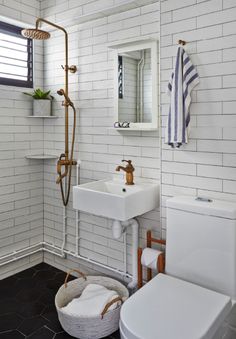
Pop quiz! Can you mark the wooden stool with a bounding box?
[137,230,166,289]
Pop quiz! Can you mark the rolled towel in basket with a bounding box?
[62,283,121,317]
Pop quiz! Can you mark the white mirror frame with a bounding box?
[112,40,158,131]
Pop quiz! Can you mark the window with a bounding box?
[0,21,33,88]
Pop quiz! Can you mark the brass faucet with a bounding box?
[116,160,135,185]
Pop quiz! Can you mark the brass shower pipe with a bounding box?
[22,18,78,206]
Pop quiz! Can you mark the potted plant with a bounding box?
[23,88,54,116]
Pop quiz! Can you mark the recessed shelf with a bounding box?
[26,116,58,118]
[26,154,58,160]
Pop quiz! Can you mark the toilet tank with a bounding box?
[166,196,236,299]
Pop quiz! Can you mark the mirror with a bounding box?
[112,40,158,130]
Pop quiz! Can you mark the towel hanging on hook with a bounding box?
[165,43,199,148]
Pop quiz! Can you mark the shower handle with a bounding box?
[56,155,77,184]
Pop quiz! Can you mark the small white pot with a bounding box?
[33,99,52,116]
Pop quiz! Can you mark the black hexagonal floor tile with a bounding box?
[16,287,42,303]
[0,299,20,316]
[27,326,54,339]
[19,301,46,318]
[54,331,74,338]
[44,272,75,294]
[34,270,57,281]
[45,320,63,334]
[17,315,49,336]
[38,289,55,305]
[14,267,36,279]
[0,330,25,339]
[0,298,45,319]
[0,286,18,301]
[45,280,63,293]
[33,263,52,271]
[0,276,17,289]
[15,278,37,291]
[42,305,58,323]
[0,313,23,332]
[46,266,62,274]
[53,272,67,282]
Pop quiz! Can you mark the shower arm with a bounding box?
[36,18,77,205]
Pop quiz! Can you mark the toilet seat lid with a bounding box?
[120,274,231,339]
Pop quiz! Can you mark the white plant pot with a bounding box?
[33,99,52,116]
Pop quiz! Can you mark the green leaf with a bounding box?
[23,88,53,100]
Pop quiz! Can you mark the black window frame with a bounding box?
[0,21,33,88]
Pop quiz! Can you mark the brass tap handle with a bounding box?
[122,160,134,173]
[122,159,132,164]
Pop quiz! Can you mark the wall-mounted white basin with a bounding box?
[73,179,159,221]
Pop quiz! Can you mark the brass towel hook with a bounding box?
[178,39,186,46]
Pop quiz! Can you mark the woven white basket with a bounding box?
[55,269,129,339]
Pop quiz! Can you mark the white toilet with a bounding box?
[120,196,236,339]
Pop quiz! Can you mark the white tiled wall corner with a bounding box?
[0,0,44,277]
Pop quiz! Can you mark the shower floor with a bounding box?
[0,263,120,339]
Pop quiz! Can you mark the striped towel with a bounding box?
[165,46,199,148]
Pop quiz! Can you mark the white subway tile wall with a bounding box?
[0,0,44,278]
[160,0,236,214]
[42,0,161,277]
[0,2,236,334]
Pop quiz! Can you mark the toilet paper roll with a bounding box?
[141,247,163,271]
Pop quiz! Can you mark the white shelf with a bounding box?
[26,116,58,118]
[26,154,58,160]
[111,127,158,131]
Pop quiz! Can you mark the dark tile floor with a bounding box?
[0,263,121,339]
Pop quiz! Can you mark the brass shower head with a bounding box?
[21,28,50,40]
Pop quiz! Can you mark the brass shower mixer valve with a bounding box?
[56,154,77,184]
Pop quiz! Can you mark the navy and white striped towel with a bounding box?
[165,46,199,148]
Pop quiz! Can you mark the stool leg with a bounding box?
[137,248,143,289]
[146,231,152,281]
[157,253,165,274]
